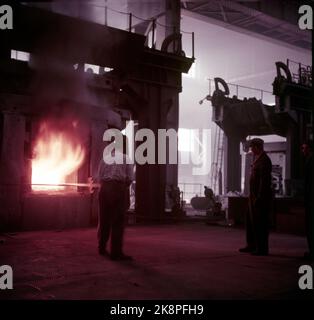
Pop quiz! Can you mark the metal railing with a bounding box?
[80,4,195,59]
[287,59,312,87]
[207,78,275,105]
[178,182,203,203]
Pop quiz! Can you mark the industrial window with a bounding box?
[84,64,114,74]
[178,128,194,152]
[84,63,100,74]
[10,50,30,62]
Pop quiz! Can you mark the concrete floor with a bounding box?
[0,222,313,300]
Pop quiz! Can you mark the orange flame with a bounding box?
[31,123,85,191]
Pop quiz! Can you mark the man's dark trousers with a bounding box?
[246,198,270,253]
[98,181,128,255]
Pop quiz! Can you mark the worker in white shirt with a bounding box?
[96,135,134,260]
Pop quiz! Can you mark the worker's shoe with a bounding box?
[110,253,133,261]
[239,246,255,253]
[251,250,268,256]
[98,247,109,257]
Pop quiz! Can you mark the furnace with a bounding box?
[0,2,193,231]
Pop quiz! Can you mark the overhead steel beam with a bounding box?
[219,0,310,39]
[181,0,311,51]
[181,9,312,53]
[219,2,228,22]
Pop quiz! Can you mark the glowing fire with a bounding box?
[31,122,85,191]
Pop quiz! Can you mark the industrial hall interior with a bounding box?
[0,0,313,300]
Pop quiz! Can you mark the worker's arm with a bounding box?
[88,159,104,192]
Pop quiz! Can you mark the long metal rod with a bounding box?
[192,32,195,58]
[32,183,100,188]
[1,182,101,188]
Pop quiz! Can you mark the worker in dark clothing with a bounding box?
[240,138,272,256]
[301,141,314,261]
[95,135,134,261]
